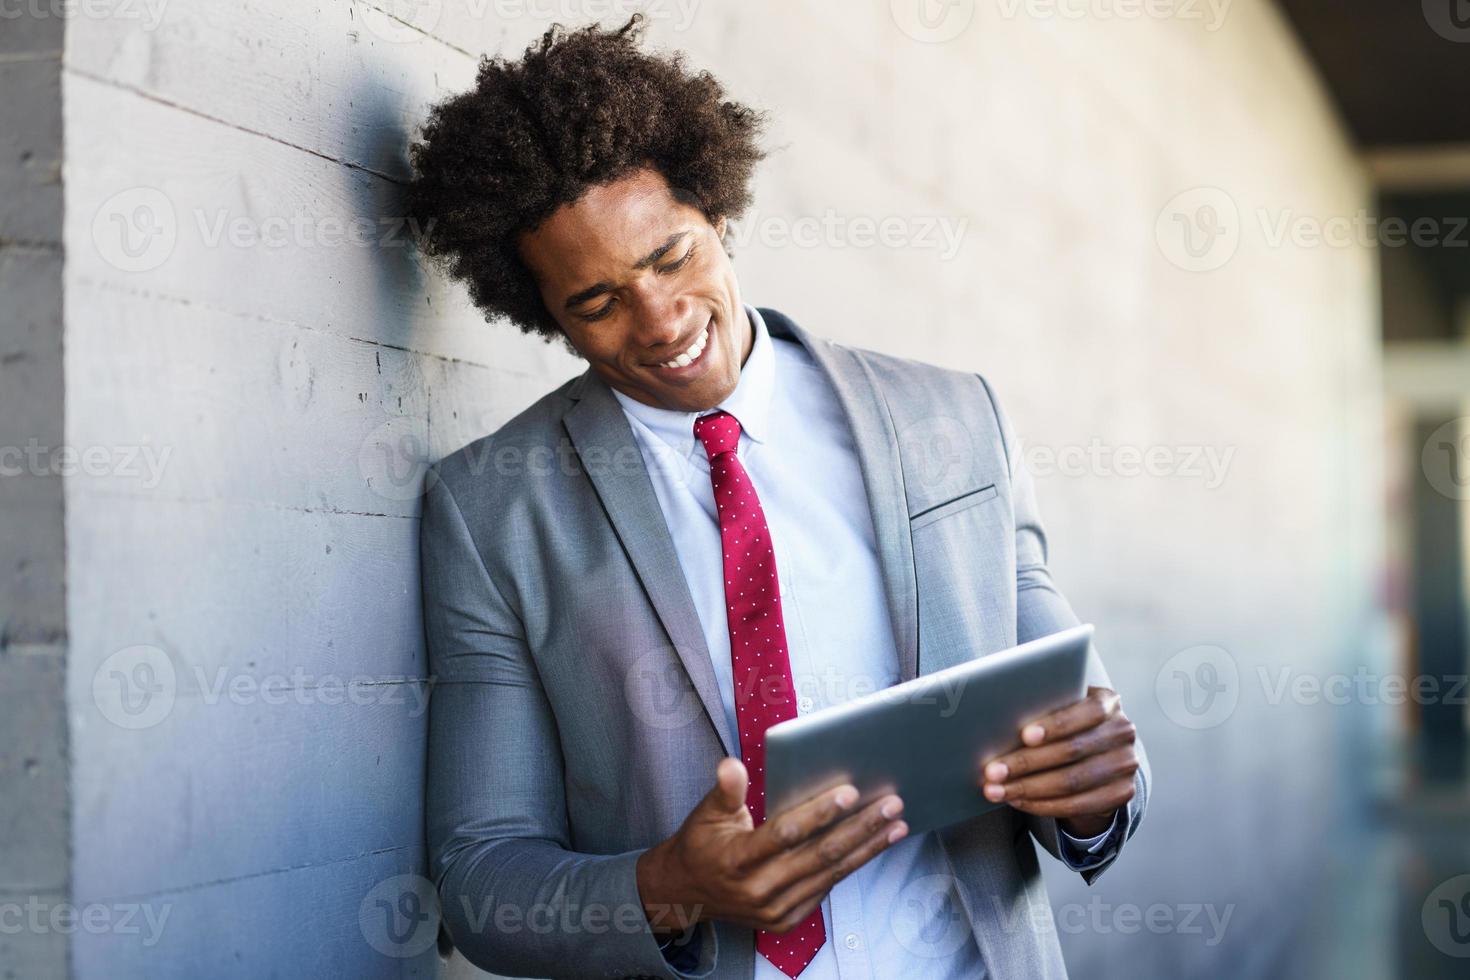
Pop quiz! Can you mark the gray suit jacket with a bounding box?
[420,307,1150,979]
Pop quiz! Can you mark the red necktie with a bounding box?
[693,409,826,978]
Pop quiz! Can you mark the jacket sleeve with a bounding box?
[976,375,1151,886]
[420,466,718,978]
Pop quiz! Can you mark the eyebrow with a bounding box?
[562,231,690,311]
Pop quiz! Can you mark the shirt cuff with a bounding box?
[656,923,707,976]
[1057,810,1122,870]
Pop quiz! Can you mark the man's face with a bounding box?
[518,168,752,412]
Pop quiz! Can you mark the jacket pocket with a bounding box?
[909,483,998,530]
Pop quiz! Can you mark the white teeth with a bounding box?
[660,325,709,368]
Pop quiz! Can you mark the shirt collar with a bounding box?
[610,303,775,459]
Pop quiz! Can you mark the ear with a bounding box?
[714,214,734,257]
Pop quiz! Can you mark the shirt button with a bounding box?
[798,697,814,713]
[844,933,861,950]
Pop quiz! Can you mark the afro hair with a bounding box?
[405,14,769,346]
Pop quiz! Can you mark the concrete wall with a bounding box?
[0,6,68,978]
[711,3,1382,976]
[56,1,565,976]
[720,3,1379,978]
[18,0,1381,977]
[716,4,1382,976]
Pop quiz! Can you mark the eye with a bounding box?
[659,243,697,274]
[580,300,616,322]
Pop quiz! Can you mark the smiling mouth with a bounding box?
[650,318,712,370]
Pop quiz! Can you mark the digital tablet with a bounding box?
[763,624,1093,835]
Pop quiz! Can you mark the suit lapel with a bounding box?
[562,375,739,757]
[561,306,922,761]
[758,308,921,683]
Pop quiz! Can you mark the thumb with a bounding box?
[702,757,749,816]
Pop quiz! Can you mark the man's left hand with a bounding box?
[979,686,1138,839]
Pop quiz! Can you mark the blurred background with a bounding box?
[2,0,1468,977]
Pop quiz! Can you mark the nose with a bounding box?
[628,282,690,353]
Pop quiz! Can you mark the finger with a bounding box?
[1001,776,1137,819]
[738,782,860,867]
[751,813,909,932]
[1017,687,1120,747]
[700,757,750,818]
[983,714,1135,783]
[987,745,1137,803]
[741,794,902,903]
[999,775,1134,822]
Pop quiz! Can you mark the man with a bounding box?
[410,16,1148,980]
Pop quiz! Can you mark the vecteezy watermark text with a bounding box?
[1155,644,1470,730]
[1016,438,1235,489]
[726,208,970,261]
[92,645,432,730]
[0,440,171,488]
[992,0,1232,31]
[992,894,1233,945]
[0,898,172,947]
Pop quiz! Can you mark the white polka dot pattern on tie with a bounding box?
[692,408,825,979]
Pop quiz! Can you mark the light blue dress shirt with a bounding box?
[612,304,1119,978]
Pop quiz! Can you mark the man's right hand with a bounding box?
[634,757,907,936]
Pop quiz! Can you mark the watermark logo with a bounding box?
[92,187,177,273]
[898,414,978,496]
[624,646,706,731]
[1422,874,1470,957]
[359,417,436,503]
[1423,0,1470,42]
[93,645,177,730]
[1422,417,1470,500]
[891,0,977,44]
[891,875,972,958]
[1154,644,1238,730]
[1155,187,1240,272]
[360,874,441,958]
